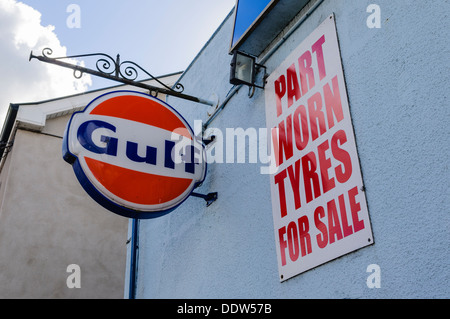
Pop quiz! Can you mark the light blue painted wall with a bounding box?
[136,0,449,298]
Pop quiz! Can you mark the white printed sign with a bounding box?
[265,15,373,281]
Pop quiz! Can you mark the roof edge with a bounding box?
[3,71,183,133]
[9,71,184,107]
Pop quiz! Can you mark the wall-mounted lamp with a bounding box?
[229,51,266,89]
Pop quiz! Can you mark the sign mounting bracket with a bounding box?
[191,192,218,207]
[29,48,217,107]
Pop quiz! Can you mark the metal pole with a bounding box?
[128,218,139,299]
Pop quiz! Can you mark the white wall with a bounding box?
[0,114,128,298]
[135,0,449,298]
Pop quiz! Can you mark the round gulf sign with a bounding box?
[63,90,206,219]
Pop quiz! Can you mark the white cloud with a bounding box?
[0,0,91,129]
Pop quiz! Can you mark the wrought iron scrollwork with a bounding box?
[119,60,184,93]
[40,48,184,93]
[41,47,53,57]
[30,48,216,107]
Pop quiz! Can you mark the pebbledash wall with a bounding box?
[133,0,449,298]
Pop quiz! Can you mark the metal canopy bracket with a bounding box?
[29,48,216,107]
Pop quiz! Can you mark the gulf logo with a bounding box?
[63,90,206,219]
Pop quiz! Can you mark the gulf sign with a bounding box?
[63,90,206,219]
[265,15,374,281]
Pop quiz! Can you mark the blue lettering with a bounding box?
[126,141,157,165]
[183,145,199,174]
[77,120,118,156]
[164,140,176,169]
[77,120,199,175]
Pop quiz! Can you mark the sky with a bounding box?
[0,0,236,129]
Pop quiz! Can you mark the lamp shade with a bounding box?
[230,51,256,86]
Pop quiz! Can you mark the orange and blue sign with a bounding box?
[63,90,206,219]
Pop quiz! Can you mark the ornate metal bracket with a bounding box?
[29,48,216,107]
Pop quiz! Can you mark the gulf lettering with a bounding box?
[64,91,208,219]
[77,120,118,156]
[126,142,157,165]
[77,120,198,174]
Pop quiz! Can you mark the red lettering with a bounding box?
[312,35,326,81]
[331,130,353,183]
[314,205,328,249]
[271,127,280,167]
[287,222,300,262]
[275,75,286,117]
[274,169,288,218]
[313,188,365,249]
[293,104,309,151]
[298,216,312,257]
[317,139,336,194]
[302,152,321,204]
[287,64,301,108]
[323,76,344,129]
[287,159,301,210]
[327,198,343,244]
[278,227,288,266]
[338,194,353,237]
[273,77,346,157]
[298,50,315,95]
[278,216,313,266]
[349,186,365,232]
[273,36,333,118]
[307,92,326,141]
[276,115,293,166]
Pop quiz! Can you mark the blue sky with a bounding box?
[21,0,236,89]
[0,0,235,128]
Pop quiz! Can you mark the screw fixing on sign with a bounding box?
[63,90,207,219]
